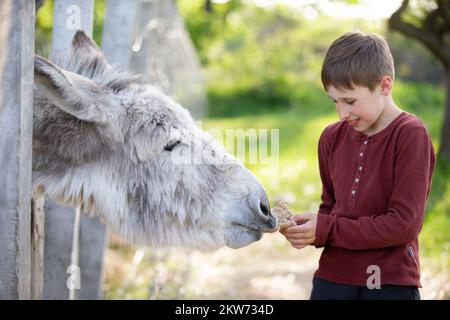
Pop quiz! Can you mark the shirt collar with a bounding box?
[348,112,408,141]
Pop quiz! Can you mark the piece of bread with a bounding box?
[272,200,296,229]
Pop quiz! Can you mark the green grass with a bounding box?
[103,81,449,299]
[203,109,338,214]
[421,157,450,271]
[34,0,448,297]
[203,80,449,271]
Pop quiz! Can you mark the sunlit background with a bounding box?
[34,0,449,299]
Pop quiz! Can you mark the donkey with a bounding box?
[33,30,277,251]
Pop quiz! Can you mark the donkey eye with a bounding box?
[164,140,181,152]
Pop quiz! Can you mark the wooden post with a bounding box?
[0,1,11,101]
[129,0,207,118]
[51,0,94,59]
[0,0,35,300]
[77,215,109,299]
[43,0,96,300]
[74,1,141,299]
[101,0,139,70]
[31,197,45,299]
[43,202,78,300]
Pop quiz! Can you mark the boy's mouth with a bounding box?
[348,118,360,127]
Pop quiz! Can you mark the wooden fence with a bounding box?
[0,0,206,300]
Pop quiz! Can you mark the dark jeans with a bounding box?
[310,277,421,300]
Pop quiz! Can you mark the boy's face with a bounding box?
[326,82,389,136]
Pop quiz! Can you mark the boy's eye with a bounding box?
[347,100,356,105]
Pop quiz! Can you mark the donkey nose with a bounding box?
[260,202,271,216]
[257,200,277,232]
[249,188,277,231]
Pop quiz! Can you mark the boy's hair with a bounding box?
[321,31,395,91]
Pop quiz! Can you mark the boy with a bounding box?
[280,31,436,300]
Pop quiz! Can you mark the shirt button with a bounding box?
[358,166,363,171]
[355,178,359,183]
[364,141,368,145]
[351,190,356,195]
[360,152,364,157]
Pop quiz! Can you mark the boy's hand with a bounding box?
[279,213,317,249]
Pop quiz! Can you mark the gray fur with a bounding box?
[33,30,276,251]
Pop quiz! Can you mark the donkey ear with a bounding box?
[71,30,103,58]
[70,30,115,75]
[34,54,111,125]
[34,54,75,103]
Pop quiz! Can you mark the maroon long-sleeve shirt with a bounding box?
[313,111,435,287]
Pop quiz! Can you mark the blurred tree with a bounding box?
[129,0,208,117]
[204,0,213,13]
[389,0,450,160]
[388,32,444,85]
[36,0,44,11]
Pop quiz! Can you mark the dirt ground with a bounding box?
[104,232,450,300]
[178,233,321,299]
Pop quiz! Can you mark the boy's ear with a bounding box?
[34,54,111,125]
[380,75,393,95]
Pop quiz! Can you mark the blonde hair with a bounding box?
[321,31,395,91]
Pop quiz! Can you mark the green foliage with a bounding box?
[203,81,449,271]
[387,32,444,85]
[422,156,450,271]
[202,110,337,215]
[35,0,448,291]
[35,0,106,56]
[178,1,345,102]
[178,0,443,118]
[178,5,449,272]
[177,0,245,65]
[104,80,448,298]
[393,81,444,143]
[35,0,53,56]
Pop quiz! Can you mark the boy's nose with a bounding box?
[336,103,350,120]
[338,110,350,120]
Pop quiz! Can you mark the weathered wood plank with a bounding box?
[0,0,35,300]
[129,0,207,118]
[44,0,95,300]
[43,202,76,300]
[73,0,139,300]
[77,216,109,300]
[0,1,11,99]
[69,207,81,300]
[101,0,139,70]
[51,0,94,60]
[31,197,45,300]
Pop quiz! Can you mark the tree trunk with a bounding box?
[129,0,208,118]
[204,0,213,13]
[439,71,450,160]
[388,0,450,161]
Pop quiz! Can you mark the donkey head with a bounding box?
[33,30,277,250]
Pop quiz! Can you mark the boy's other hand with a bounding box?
[279,213,317,249]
